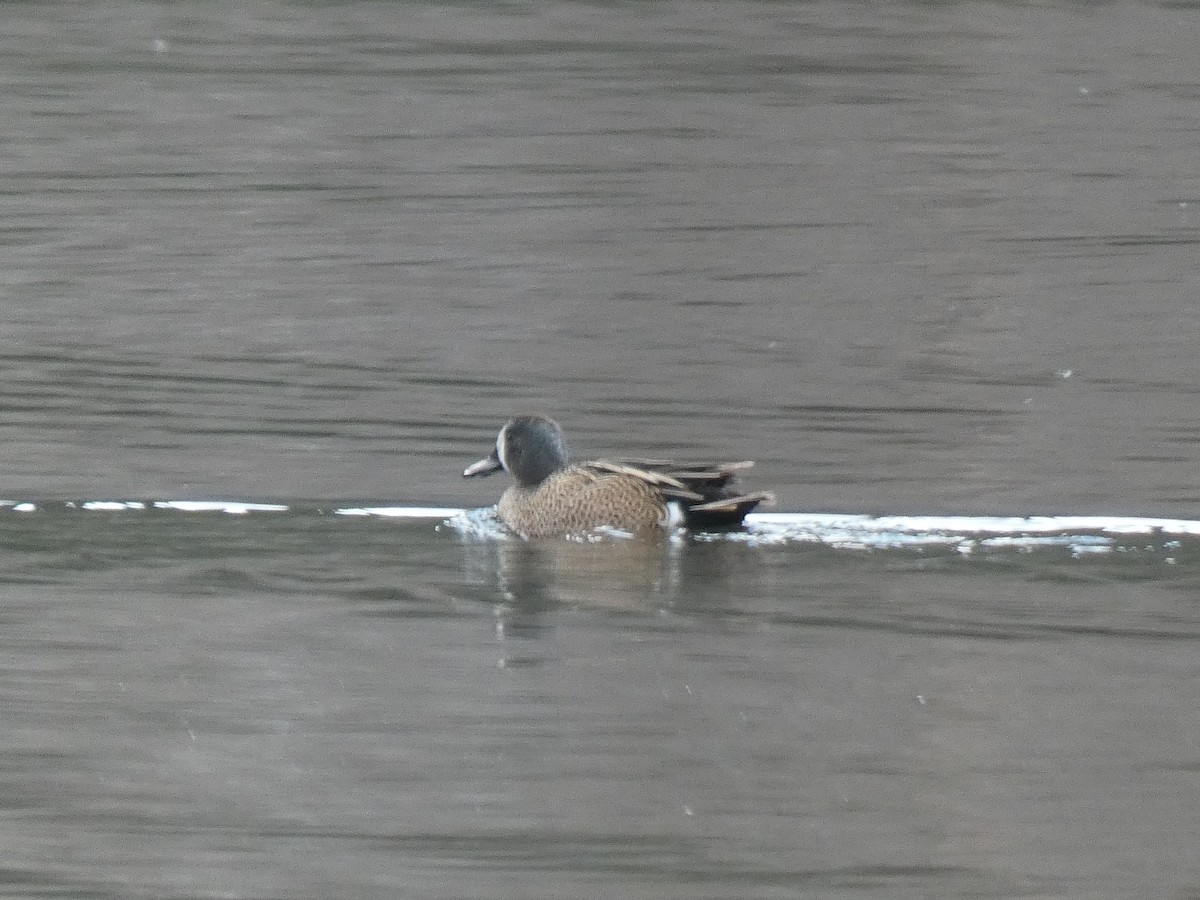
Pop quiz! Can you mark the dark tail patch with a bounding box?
[684,491,775,529]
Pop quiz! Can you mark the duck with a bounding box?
[462,414,772,537]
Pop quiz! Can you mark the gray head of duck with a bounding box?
[463,415,570,487]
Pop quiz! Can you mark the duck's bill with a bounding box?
[463,454,503,478]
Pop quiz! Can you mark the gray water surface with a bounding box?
[4,505,1200,899]
[3,2,1200,898]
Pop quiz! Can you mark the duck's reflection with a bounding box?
[497,534,676,610]
[460,527,761,628]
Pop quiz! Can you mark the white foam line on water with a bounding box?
[3,502,1200,540]
[152,501,291,514]
[745,513,1200,536]
[335,506,465,518]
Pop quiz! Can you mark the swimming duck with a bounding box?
[463,414,772,537]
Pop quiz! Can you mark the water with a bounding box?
[2,1,1200,897]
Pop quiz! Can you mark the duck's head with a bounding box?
[463,414,570,488]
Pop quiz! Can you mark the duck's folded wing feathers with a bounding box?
[586,459,702,498]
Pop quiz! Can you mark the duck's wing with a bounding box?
[587,458,774,527]
[585,459,703,500]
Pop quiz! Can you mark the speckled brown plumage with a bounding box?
[497,464,671,537]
